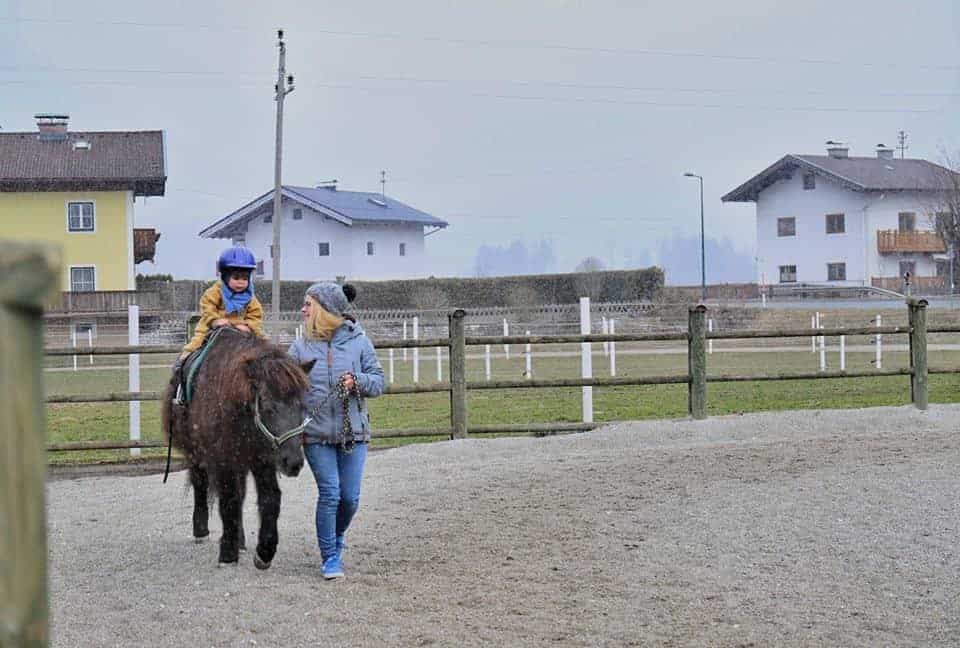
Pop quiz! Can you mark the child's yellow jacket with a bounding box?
[182,282,266,353]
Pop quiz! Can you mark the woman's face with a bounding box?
[301,297,315,321]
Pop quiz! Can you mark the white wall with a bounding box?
[756,170,939,285]
[238,201,429,281]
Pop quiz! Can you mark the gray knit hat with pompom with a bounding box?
[305,282,356,317]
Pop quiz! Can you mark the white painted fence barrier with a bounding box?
[579,297,593,423]
[128,305,141,457]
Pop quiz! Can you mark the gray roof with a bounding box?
[722,154,958,202]
[200,185,448,239]
[0,130,166,196]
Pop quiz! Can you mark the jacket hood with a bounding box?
[331,319,366,344]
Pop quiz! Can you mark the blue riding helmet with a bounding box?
[217,246,257,273]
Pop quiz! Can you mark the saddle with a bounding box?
[173,326,232,406]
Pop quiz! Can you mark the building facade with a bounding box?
[0,114,166,291]
[723,143,957,292]
[199,184,448,281]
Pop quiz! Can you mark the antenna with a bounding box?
[380,170,386,199]
[897,130,909,159]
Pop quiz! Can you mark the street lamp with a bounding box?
[684,172,706,301]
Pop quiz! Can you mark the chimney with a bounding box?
[825,140,849,159]
[875,143,894,160]
[35,114,69,141]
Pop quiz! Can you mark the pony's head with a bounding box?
[237,348,315,477]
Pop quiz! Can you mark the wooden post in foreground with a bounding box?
[688,304,707,419]
[448,309,467,439]
[908,298,928,410]
[1,241,61,647]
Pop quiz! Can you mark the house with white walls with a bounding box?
[199,183,448,281]
[722,142,959,292]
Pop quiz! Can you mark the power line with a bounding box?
[2,16,958,72]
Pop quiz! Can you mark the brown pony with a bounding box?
[162,328,315,568]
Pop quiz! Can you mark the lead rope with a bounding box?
[334,374,356,454]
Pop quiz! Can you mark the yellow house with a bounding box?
[0,114,166,291]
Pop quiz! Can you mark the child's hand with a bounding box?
[235,324,251,333]
[212,318,229,328]
[340,373,356,392]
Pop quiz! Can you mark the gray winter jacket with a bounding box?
[287,321,385,445]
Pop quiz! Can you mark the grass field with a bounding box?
[43,334,960,464]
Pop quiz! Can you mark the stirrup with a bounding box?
[173,384,186,406]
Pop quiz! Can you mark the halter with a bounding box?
[254,392,312,451]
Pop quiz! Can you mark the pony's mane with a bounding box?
[208,332,309,404]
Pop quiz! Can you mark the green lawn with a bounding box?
[43,338,960,464]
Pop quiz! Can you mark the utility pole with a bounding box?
[897,130,908,159]
[380,170,387,199]
[271,29,295,329]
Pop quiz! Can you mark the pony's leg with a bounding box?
[236,471,247,552]
[216,468,243,565]
[250,463,282,570]
[189,465,210,541]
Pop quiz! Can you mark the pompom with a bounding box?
[342,283,357,303]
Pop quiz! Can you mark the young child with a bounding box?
[172,247,266,403]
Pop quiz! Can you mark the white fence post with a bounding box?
[818,318,826,372]
[609,318,616,377]
[602,317,609,356]
[707,318,714,355]
[128,305,141,457]
[402,320,408,362]
[525,330,532,379]
[579,297,593,423]
[503,318,510,359]
[876,314,882,370]
[484,344,491,381]
[840,335,846,371]
[388,348,395,384]
[811,314,817,353]
[412,317,419,383]
[436,346,442,382]
[87,328,93,365]
[71,327,77,371]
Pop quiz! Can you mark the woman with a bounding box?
[288,282,385,579]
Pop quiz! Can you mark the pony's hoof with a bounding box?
[193,535,209,544]
[217,560,239,568]
[253,554,271,570]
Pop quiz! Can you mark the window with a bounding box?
[898,212,916,232]
[269,245,274,258]
[779,265,797,283]
[825,213,845,234]
[318,242,330,257]
[73,323,95,341]
[399,242,406,257]
[936,211,954,232]
[899,261,916,278]
[256,260,265,276]
[292,208,303,220]
[827,262,846,281]
[936,259,950,277]
[803,173,816,190]
[67,202,95,232]
[264,213,272,224]
[777,217,796,237]
[70,266,96,292]
[366,241,375,256]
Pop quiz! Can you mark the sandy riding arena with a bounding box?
[47,405,960,647]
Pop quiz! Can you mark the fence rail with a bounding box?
[43,298,957,454]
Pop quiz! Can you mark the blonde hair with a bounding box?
[304,295,344,341]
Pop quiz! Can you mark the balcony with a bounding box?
[877,230,946,254]
[47,290,160,315]
[871,276,946,293]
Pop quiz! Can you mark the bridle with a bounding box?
[253,391,312,451]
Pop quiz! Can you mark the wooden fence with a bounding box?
[41,299,947,454]
[2,241,61,647]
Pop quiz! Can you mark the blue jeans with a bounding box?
[304,442,368,560]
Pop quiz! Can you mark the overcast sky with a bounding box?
[3,0,959,282]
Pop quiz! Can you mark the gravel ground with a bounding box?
[47,404,960,647]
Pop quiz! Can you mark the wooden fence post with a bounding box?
[908,298,928,410]
[449,309,468,439]
[688,304,707,419]
[1,241,61,647]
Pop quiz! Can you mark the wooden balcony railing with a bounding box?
[871,276,946,292]
[877,230,946,254]
[47,290,160,314]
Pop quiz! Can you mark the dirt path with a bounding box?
[47,404,960,646]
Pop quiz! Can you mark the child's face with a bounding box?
[227,271,250,292]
